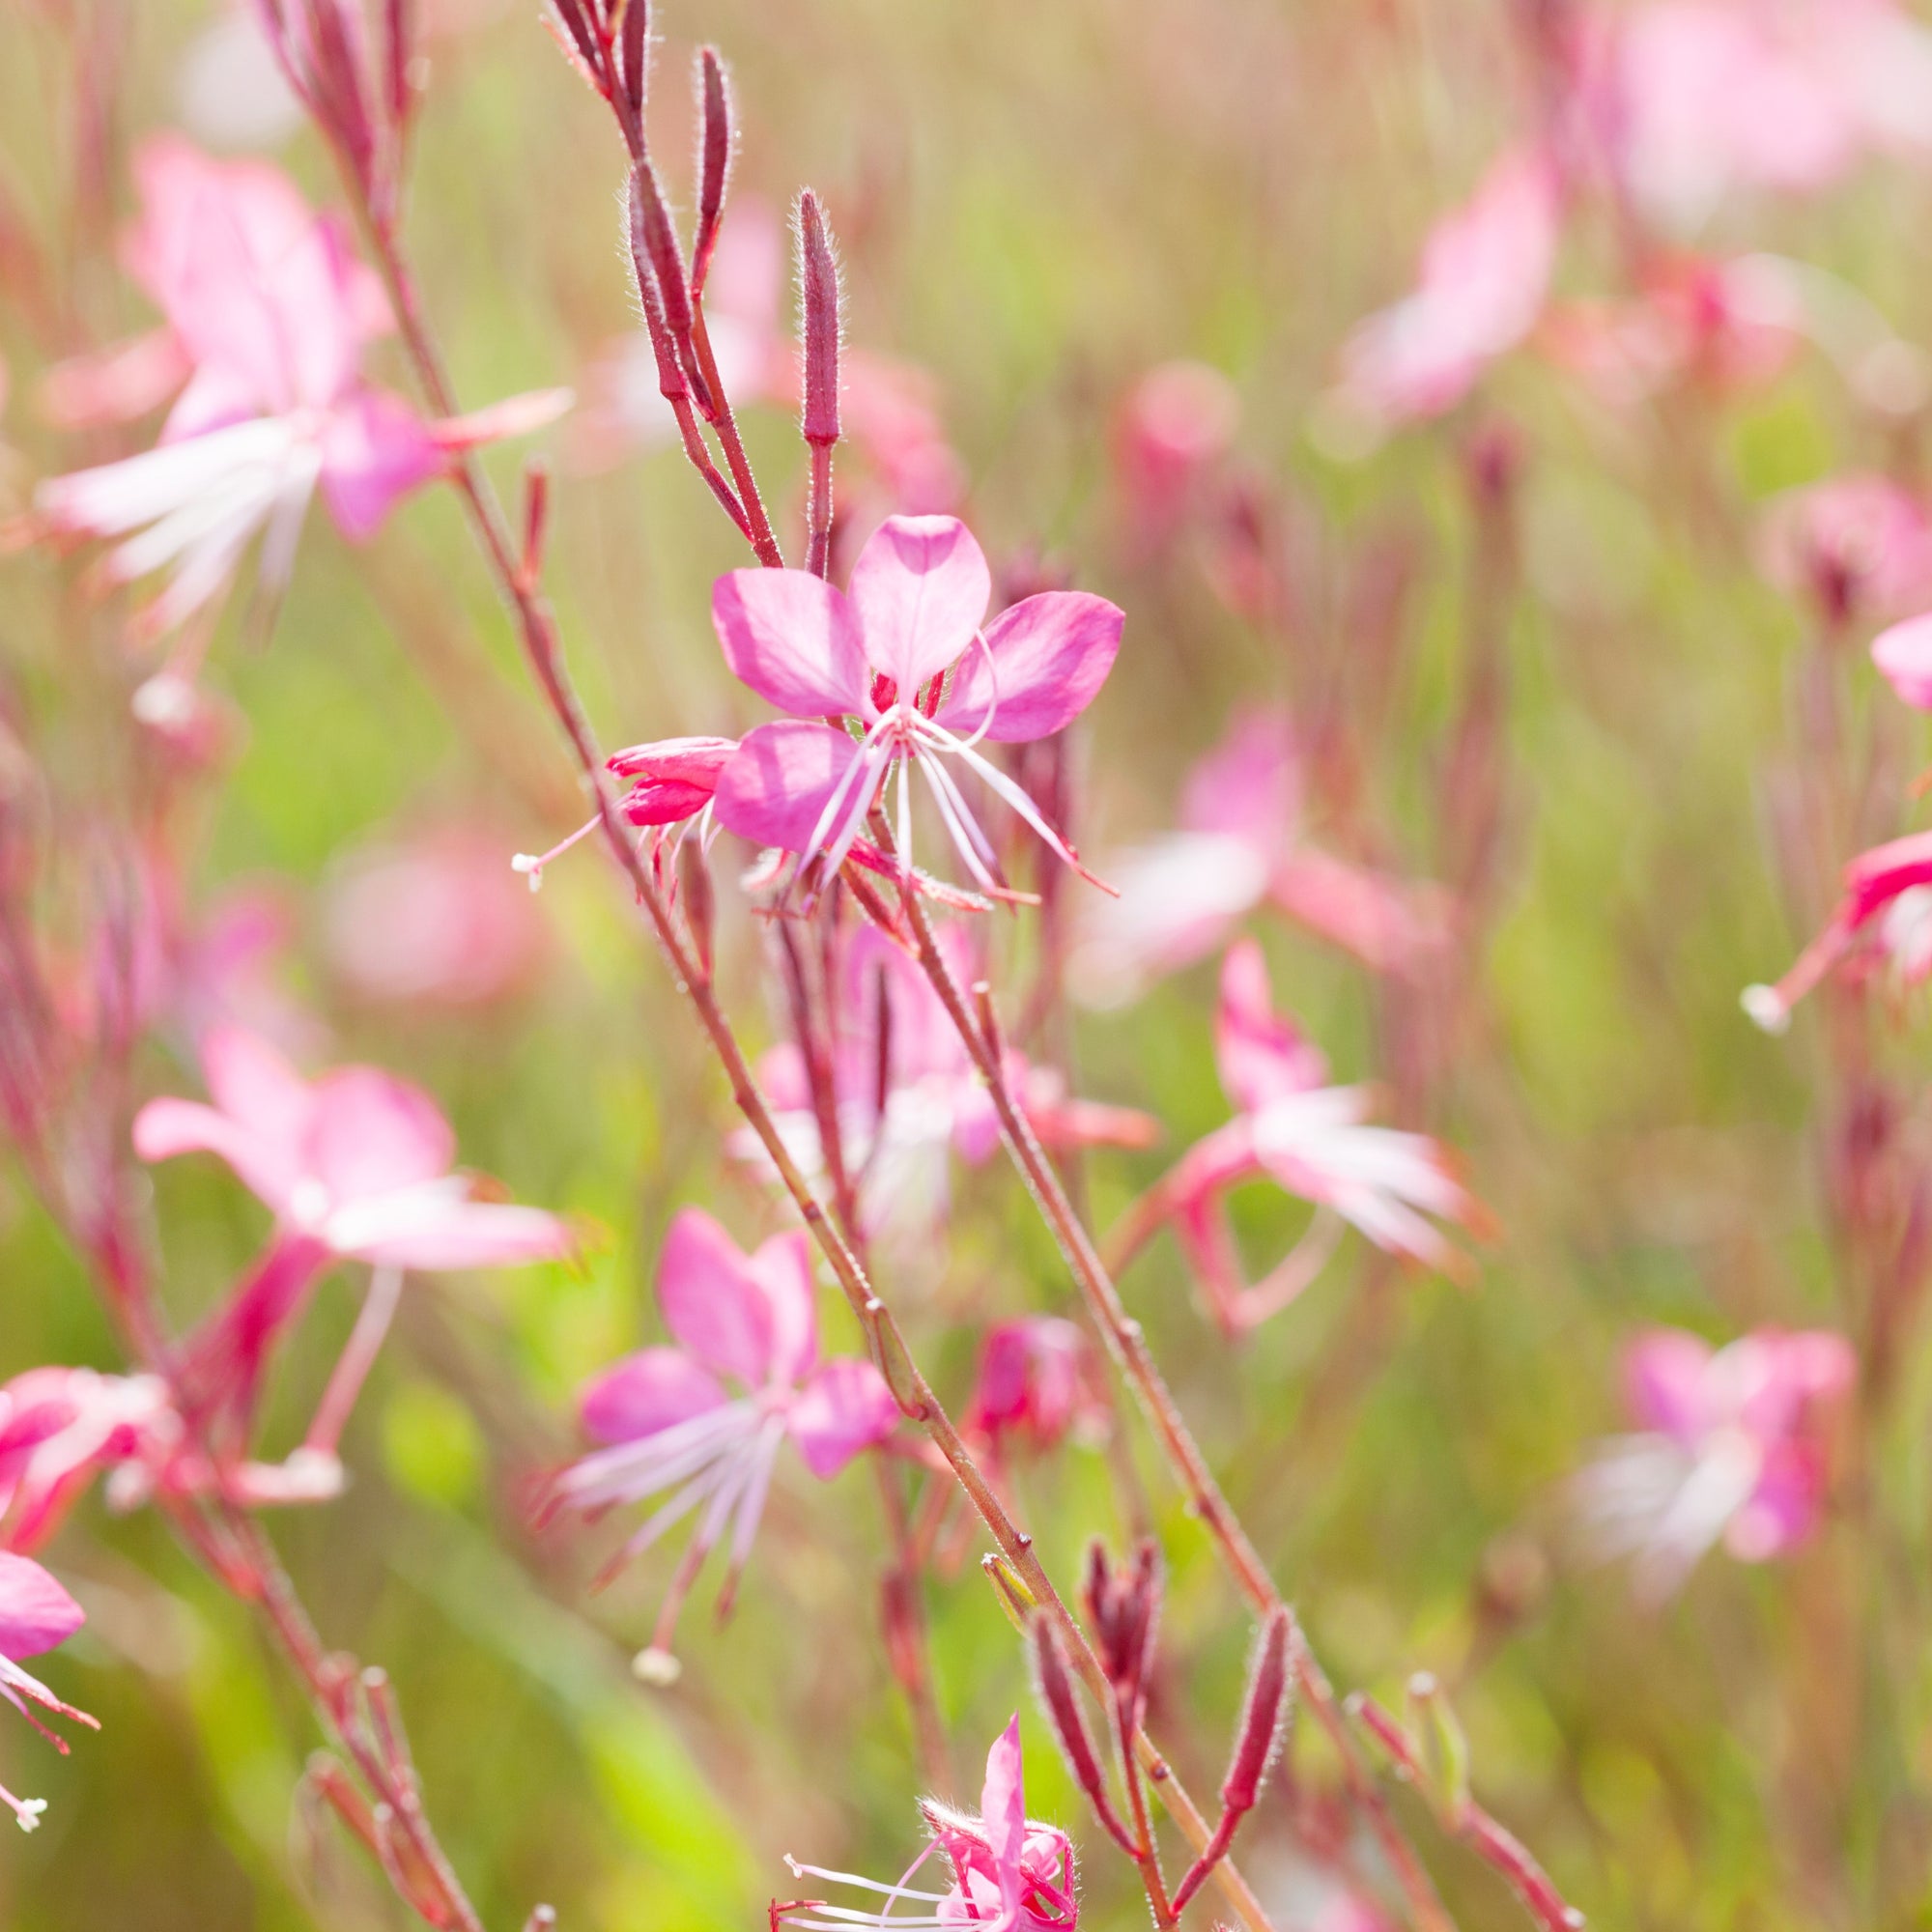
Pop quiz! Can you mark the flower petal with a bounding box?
[713,721,864,854]
[1873,611,1932,709]
[711,568,868,717]
[318,387,446,541]
[847,514,989,696]
[325,1186,572,1271]
[1624,1329,1719,1443]
[579,1348,728,1444]
[657,1208,774,1385]
[750,1230,819,1385]
[0,1554,84,1662]
[1215,940,1327,1111]
[306,1066,455,1202]
[131,1095,301,1212]
[786,1357,896,1477]
[936,591,1122,742]
[979,1716,1028,1879]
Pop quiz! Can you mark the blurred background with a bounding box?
[5,0,1932,1926]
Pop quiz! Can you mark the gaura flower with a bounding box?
[548,1208,896,1669]
[708,514,1123,895]
[1073,712,1449,1007]
[34,136,566,640]
[733,923,1154,1241]
[0,1367,175,1552]
[1132,943,1483,1333]
[1742,828,1932,1031]
[1575,1325,1854,1602]
[133,1025,573,1430]
[777,1717,1077,1932]
[0,1552,98,1833]
[966,1318,1108,1463]
[1112,359,1240,547]
[1759,474,1932,626]
[1336,147,1560,427]
[1872,609,1932,709]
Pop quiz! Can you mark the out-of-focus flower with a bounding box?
[34,137,566,641]
[1759,475,1932,628]
[548,1208,895,1668]
[0,1367,175,1552]
[966,1317,1108,1460]
[133,1026,573,1424]
[1336,147,1560,427]
[1144,944,1483,1331]
[1873,610,1932,709]
[0,1552,97,1833]
[734,923,1153,1241]
[1743,829,1932,1031]
[324,824,551,1008]
[1113,359,1239,545]
[709,514,1122,892]
[1611,0,1932,233]
[778,1717,1077,1932]
[1576,1325,1854,1600]
[1073,712,1449,1006]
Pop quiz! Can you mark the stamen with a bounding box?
[512,813,603,892]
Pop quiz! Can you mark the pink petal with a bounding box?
[1873,611,1932,708]
[656,1208,774,1385]
[131,1095,300,1212]
[749,1230,819,1385]
[978,1716,1028,1878]
[327,1190,571,1270]
[607,736,740,783]
[157,360,262,443]
[786,1357,897,1477]
[0,1553,85,1662]
[579,1348,728,1444]
[431,386,574,452]
[306,1067,456,1201]
[1215,940,1328,1110]
[712,721,863,853]
[847,514,990,696]
[1267,851,1451,977]
[711,568,868,718]
[318,386,445,541]
[1624,1328,1718,1443]
[935,590,1122,743]
[1181,712,1299,847]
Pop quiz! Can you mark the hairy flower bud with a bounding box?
[628,166,689,402]
[796,188,842,449]
[1221,1608,1290,1813]
[692,47,733,297]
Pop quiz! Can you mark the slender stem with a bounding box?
[688,303,785,569]
[305,1265,406,1458]
[806,441,835,581]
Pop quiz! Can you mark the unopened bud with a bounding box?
[692,47,733,296]
[521,460,551,584]
[618,0,648,117]
[628,167,689,403]
[1406,1670,1471,1827]
[981,1552,1037,1632]
[1029,1617,1110,1810]
[633,157,693,338]
[796,189,841,449]
[677,835,715,980]
[1221,1608,1290,1815]
[384,0,414,132]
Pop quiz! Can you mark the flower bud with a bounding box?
[796,189,841,449]
[692,48,733,296]
[1220,1608,1290,1814]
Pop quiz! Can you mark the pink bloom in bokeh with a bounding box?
[1074,712,1448,1006]
[1743,829,1932,1031]
[0,1553,97,1833]
[779,1717,1077,1932]
[1610,1,1932,232]
[1577,1326,1854,1601]
[710,515,1122,893]
[550,1208,895,1668]
[967,1317,1108,1461]
[1153,944,1483,1331]
[1113,360,1240,546]
[35,137,566,639]
[1759,475,1932,627]
[0,1367,175,1553]
[735,923,1152,1239]
[134,1026,573,1425]
[324,824,551,1008]
[1337,148,1560,426]
[1872,611,1932,710]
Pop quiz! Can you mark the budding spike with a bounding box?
[619,0,649,118]
[796,189,842,450]
[628,166,690,403]
[692,48,734,298]
[1221,1608,1291,1814]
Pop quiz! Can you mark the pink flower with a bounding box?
[1337,148,1560,426]
[1112,360,1240,545]
[1742,829,1932,1031]
[550,1208,896,1662]
[1151,944,1483,1331]
[779,1717,1077,1932]
[708,514,1123,893]
[1759,475,1932,626]
[0,1367,176,1553]
[1074,713,1448,1006]
[967,1318,1107,1461]
[1611,1,1932,231]
[323,824,552,1008]
[734,924,1152,1240]
[0,1553,97,1833]
[1577,1326,1854,1600]
[1872,609,1932,710]
[133,1026,572,1424]
[34,137,567,639]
